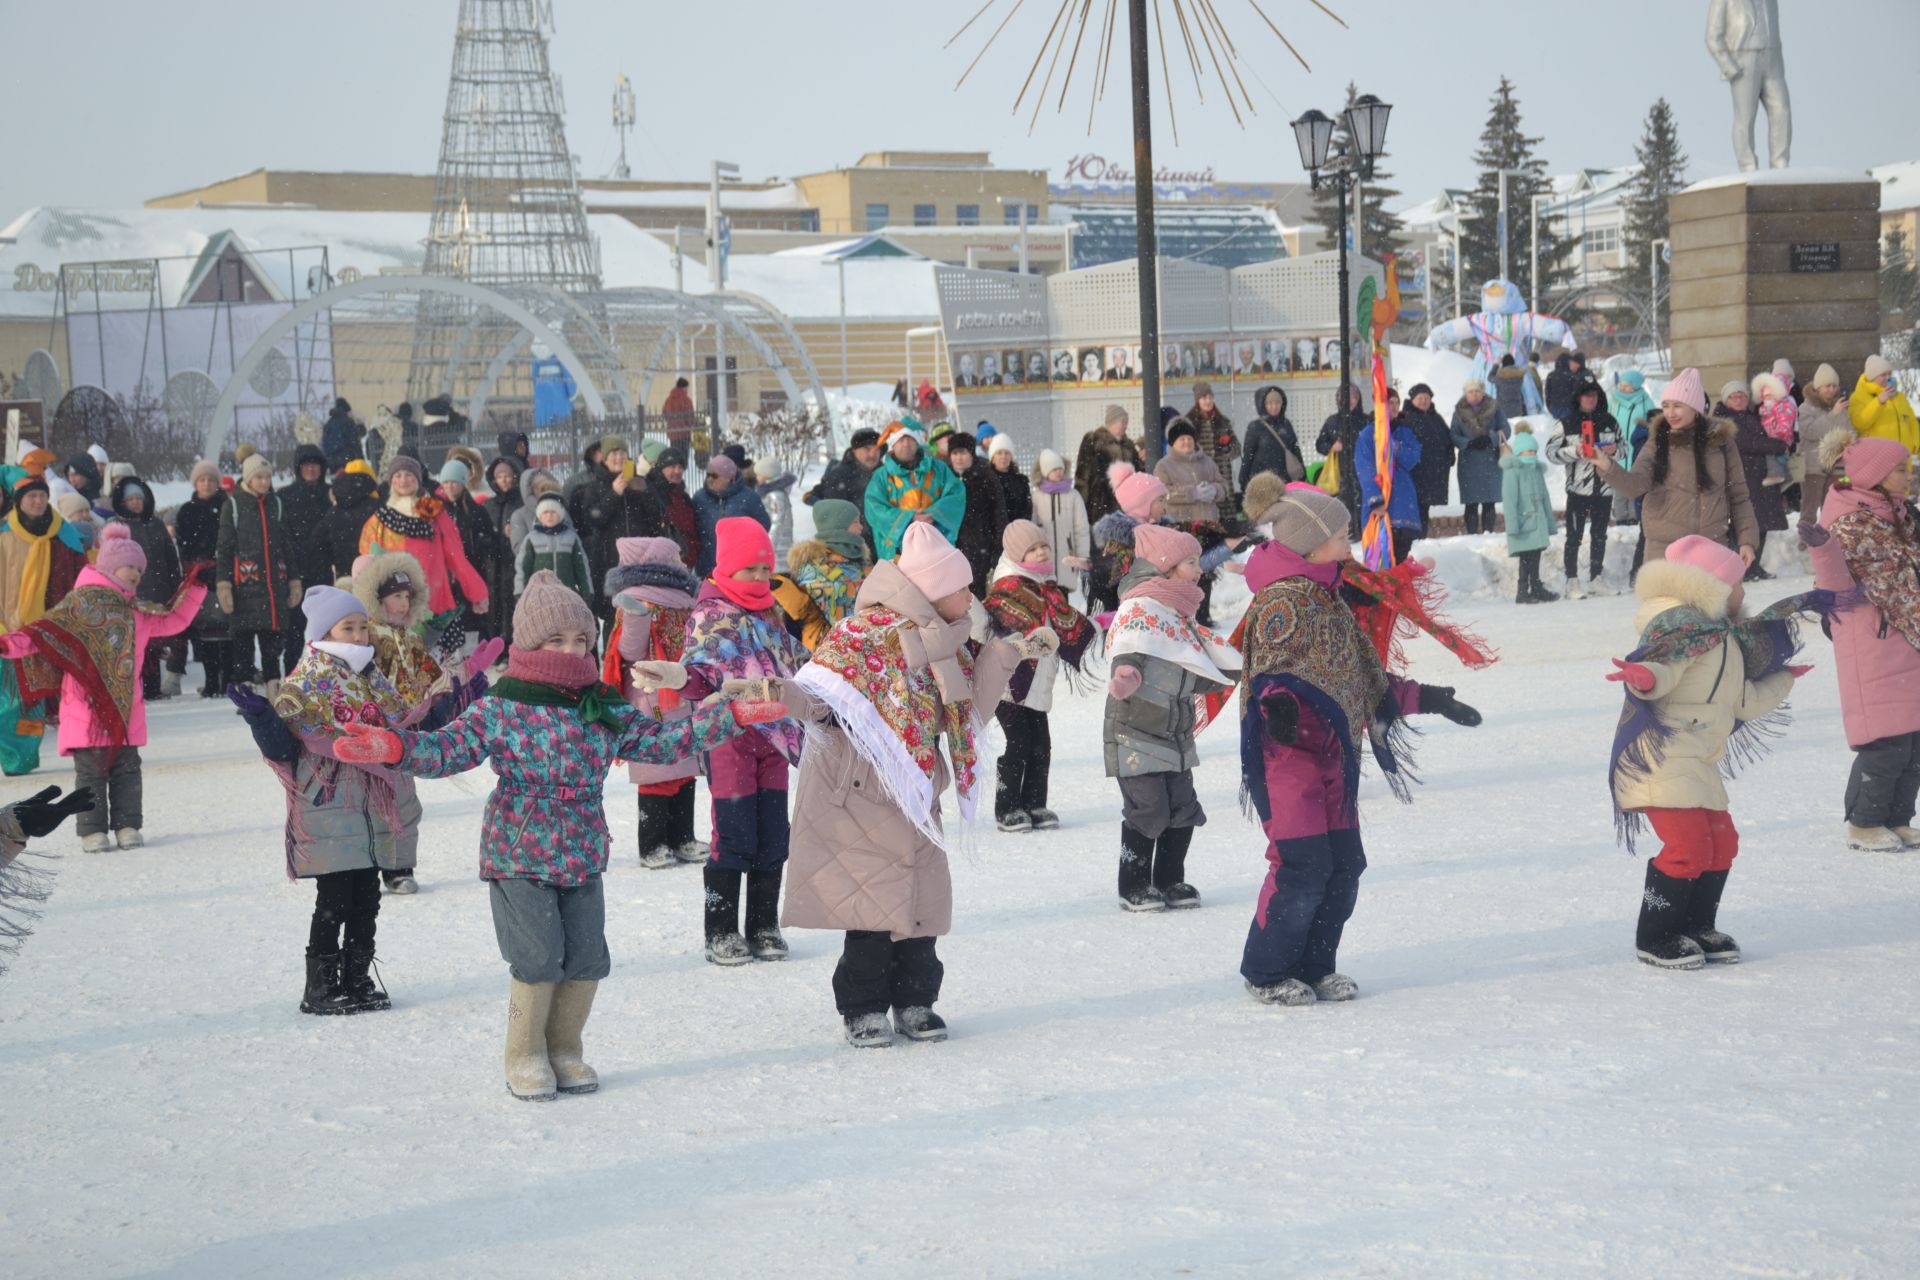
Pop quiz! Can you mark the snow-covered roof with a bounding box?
[718,256,940,320]
[580,182,809,211]
[1873,161,1920,212]
[1394,189,1473,232]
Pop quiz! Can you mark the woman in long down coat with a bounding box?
[1449,379,1510,534]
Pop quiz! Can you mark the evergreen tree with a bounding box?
[1623,98,1690,334]
[1308,82,1404,261]
[1884,229,1919,333]
[1458,78,1576,311]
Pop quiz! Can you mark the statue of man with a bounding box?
[1706,0,1792,171]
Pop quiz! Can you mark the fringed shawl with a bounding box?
[684,583,808,763]
[982,561,1099,701]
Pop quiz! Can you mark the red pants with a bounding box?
[1646,808,1739,880]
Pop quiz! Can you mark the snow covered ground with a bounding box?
[4,564,1920,1278]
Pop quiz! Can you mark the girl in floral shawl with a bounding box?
[775,497,868,651]
[1236,485,1482,1008]
[980,519,1097,833]
[781,521,1053,1047]
[682,517,811,967]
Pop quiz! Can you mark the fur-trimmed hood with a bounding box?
[787,537,863,575]
[1093,510,1141,548]
[352,548,431,628]
[604,558,698,600]
[1818,425,1860,474]
[1633,556,1734,630]
[518,466,560,504]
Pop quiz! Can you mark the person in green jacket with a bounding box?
[515,495,592,598]
[1501,427,1559,605]
[863,422,965,561]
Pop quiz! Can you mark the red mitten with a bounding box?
[336,721,402,765]
[1787,663,1815,678]
[730,700,787,727]
[1605,658,1656,692]
[1108,666,1143,700]
[465,636,505,678]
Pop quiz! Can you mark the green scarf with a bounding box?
[488,676,627,733]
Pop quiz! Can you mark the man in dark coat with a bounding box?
[804,428,882,508]
[1240,385,1306,488]
[1544,351,1587,423]
[1074,404,1143,526]
[321,398,364,473]
[320,467,381,584]
[946,433,1006,597]
[645,447,703,569]
[276,443,334,671]
[571,435,663,614]
[174,461,230,697]
[1399,383,1456,534]
[63,452,103,504]
[495,431,531,468]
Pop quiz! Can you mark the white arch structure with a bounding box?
[204,274,612,460]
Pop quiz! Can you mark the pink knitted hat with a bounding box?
[1661,368,1707,415]
[897,521,973,602]
[1665,534,1746,588]
[1132,523,1200,574]
[1109,462,1169,520]
[617,536,682,566]
[1841,436,1911,491]
[94,522,146,578]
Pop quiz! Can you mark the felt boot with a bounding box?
[745,867,789,960]
[703,866,750,965]
[505,978,558,1100]
[1153,825,1199,908]
[546,979,599,1094]
[1635,861,1705,970]
[1683,868,1740,963]
[1118,824,1166,912]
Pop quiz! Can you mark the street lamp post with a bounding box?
[996,195,1030,275]
[708,159,739,444]
[1650,236,1671,363]
[1291,94,1393,423]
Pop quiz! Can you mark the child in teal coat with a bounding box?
[1501,428,1559,604]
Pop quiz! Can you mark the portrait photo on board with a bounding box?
[1023,349,1049,385]
[1078,348,1106,385]
[1321,336,1345,373]
[1263,338,1291,375]
[1293,336,1321,373]
[1105,345,1135,382]
[1234,341,1259,377]
[1050,347,1078,383]
[955,351,980,388]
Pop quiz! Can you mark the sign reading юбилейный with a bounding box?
[1789,242,1842,273]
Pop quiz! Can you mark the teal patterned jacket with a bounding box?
[394,694,740,885]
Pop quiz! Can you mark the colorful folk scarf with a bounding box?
[1106,594,1240,735]
[1341,559,1498,674]
[796,604,983,849]
[685,583,808,762]
[369,622,444,706]
[984,561,1099,702]
[14,583,139,756]
[1608,589,1836,848]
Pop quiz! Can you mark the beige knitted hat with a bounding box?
[513,569,596,649]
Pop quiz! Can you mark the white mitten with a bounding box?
[630,660,689,692]
[717,676,783,703]
[1014,626,1060,660]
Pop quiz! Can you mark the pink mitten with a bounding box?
[1108,666,1143,700]
[1605,658,1656,692]
[336,721,402,765]
[1787,663,1815,678]
[465,636,505,678]
[730,700,787,727]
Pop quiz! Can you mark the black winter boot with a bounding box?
[636,793,676,870]
[300,948,354,1015]
[340,946,391,1012]
[1153,826,1200,909]
[1635,861,1705,969]
[1683,869,1740,963]
[703,866,750,965]
[744,867,789,960]
[1119,825,1166,912]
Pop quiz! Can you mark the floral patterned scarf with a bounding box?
[684,582,809,763]
[14,582,139,757]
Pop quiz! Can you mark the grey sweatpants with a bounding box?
[1844,732,1920,829]
[489,875,611,984]
[71,746,142,837]
[1117,770,1205,840]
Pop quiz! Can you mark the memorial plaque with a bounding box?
[1790,242,1842,273]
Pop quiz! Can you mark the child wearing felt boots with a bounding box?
[981,519,1098,832]
[1103,523,1242,911]
[333,570,781,1097]
[1607,535,1810,969]
[1237,486,1484,1006]
[781,521,1047,1046]
[230,586,488,1016]
[682,517,811,965]
[1501,426,1559,604]
[604,536,707,870]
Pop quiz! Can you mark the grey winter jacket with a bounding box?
[1103,652,1214,778]
[1449,397,1510,506]
[1153,450,1225,525]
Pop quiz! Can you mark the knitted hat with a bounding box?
[617,536,681,566]
[1665,534,1746,589]
[1661,368,1708,415]
[302,584,367,643]
[1772,357,1796,383]
[655,447,687,471]
[1192,380,1215,400]
[12,474,47,498]
[189,459,219,485]
[1167,418,1197,446]
[1811,362,1842,390]
[1719,379,1749,405]
[986,432,1015,460]
[598,435,631,458]
[513,569,596,649]
[1841,436,1911,491]
[1132,523,1200,574]
[722,443,752,472]
[534,494,568,521]
[1865,354,1894,382]
[385,455,424,486]
[1002,518,1049,561]
[1751,372,1788,402]
[1242,471,1289,526]
[107,461,135,484]
[1103,404,1129,428]
[438,458,469,486]
[705,455,739,480]
[94,522,146,578]
[1268,488,1351,556]
[897,521,972,602]
[1461,377,1486,394]
[234,444,258,465]
[883,420,926,449]
[1616,369,1646,391]
[928,422,955,445]
[1036,447,1067,476]
[1109,462,1168,520]
[344,458,375,479]
[946,433,978,458]
[241,453,273,487]
[713,516,773,580]
[55,492,89,521]
[88,444,109,467]
[640,439,667,465]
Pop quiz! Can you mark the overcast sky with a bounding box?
[3,0,1914,221]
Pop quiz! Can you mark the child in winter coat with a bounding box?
[1104,523,1243,911]
[516,494,593,598]
[1804,432,1920,851]
[108,476,185,700]
[683,517,811,966]
[0,524,205,850]
[1030,448,1091,605]
[1091,463,1240,616]
[779,498,868,651]
[217,453,298,691]
[1237,486,1483,1005]
[981,520,1097,832]
[605,536,708,870]
[1752,371,1798,488]
[332,571,780,1097]
[1606,535,1809,969]
[1501,427,1559,604]
[229,586,487,1017]
[780,521,1048,1047]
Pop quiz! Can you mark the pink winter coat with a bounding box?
[358,505,489,616]
[1810,485,1920,749]
[0,565,206,753]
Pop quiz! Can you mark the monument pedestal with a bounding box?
[1669,172,1881,392]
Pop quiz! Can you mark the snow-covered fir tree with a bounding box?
[1623,97,1690,334]
[1459,77,1577,312]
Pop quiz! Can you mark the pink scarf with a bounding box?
[710,572,774,612]
[1246,542,1342,594]
[1121,575,1205,620]
[505,646,602,690]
